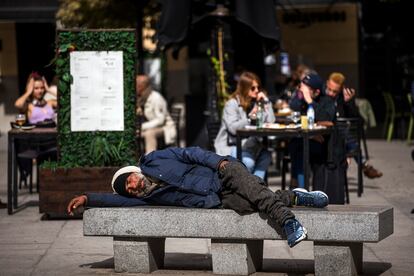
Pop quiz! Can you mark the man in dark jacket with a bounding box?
[325,72,382,179]
[288,73,336,189]
[67,147,328,248]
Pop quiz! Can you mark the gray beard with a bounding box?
[141,174,152,190]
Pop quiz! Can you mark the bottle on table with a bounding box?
[307,104,315,129]
[256,101,264,129]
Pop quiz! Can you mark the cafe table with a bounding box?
[236,125,332,190]
[7,127,57,214]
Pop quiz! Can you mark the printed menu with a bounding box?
[70,51,124,131]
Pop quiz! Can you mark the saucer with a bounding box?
[10,122,35,130]
[21,125,36,130]
[10,122,21,129]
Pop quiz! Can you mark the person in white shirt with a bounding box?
[136,74,176,154]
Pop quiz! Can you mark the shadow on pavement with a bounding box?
[78,255,392,275]
[362,261,392,275]
[80,257,113,269]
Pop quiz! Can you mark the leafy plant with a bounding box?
[207,26,231,116]
[53,30,137,168]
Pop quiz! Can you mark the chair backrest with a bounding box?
[170,107,182,147]
[206,120,222,151]
[335,117,362,158]
[383,92,395,115]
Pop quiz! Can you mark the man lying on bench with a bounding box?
[67,147,328,248]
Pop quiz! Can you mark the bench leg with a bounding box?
[314,241,362,276]
[113,237,165,273]
[211,239,263,275]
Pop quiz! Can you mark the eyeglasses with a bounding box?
[250,86,259,92]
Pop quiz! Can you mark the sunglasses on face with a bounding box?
[250,85,259,92]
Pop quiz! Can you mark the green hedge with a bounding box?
[54,29,137,168]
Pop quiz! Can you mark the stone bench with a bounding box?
[83,205,393,275]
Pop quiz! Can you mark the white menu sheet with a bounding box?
[70,51,124,131]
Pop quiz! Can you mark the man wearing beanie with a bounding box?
[288,72,336,190]
[67,146,329,248]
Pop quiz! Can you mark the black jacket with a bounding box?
[289,90,336,122]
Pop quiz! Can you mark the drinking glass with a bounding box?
[15,114,26,128]
[249,113,257,126]
[291,111,300,124]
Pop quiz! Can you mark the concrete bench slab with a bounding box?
[83,205,393,275]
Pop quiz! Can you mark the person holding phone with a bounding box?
[324,72,382,179]
[288,72,336,189]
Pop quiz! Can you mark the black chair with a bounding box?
[267,138,290,190]
[16,138,57,193]
[279,142,290,191]
[336,117,365,201]
[206,120,222,152]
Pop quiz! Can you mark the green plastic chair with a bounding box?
[407,93,413,144]
[383,92,396,141]
[383,92,412,142]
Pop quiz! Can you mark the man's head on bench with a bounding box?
[112,166,150,197]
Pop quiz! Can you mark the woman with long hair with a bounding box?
[15,72,57,124]
[214,71,275,179]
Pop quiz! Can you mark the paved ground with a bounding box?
[0,137,413,275]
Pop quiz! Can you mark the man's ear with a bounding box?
[314,89,321,97]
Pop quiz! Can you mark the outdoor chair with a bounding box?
[336,117,366,201]
[206,120,221,152]
[383,92,411,141]
[16,138,57,193]
[406,93,413,144]
[267,138,290,190]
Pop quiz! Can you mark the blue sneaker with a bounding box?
[284,218,307,248]
[293,188,329,208]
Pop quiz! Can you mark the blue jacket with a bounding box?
[86,147,233,209]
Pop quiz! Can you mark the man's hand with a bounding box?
[343,87,355,102]
[302,89,313,104]
[219,160,229,171]
[67,195,87,216]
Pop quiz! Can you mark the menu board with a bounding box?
[70,51,124,131]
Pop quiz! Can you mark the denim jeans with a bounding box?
[230,147,272,179]
[219,161,295,226]
[346,140,366,165]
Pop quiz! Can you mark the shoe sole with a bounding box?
[289,226,308,248]
[293,188,329,207]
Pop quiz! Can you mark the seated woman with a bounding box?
[14,72,57,124]
[214,71,275,179]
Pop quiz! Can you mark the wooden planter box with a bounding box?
[39,167,117,217]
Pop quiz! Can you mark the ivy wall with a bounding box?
[55,29,137,167]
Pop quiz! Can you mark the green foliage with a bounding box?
[55,30,137,168]
[207,49,231,115]
[56,0,161,29]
